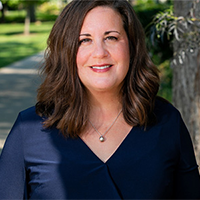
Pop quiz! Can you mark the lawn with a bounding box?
[0,21,54,68]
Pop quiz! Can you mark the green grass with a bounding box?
[0,21,54,68]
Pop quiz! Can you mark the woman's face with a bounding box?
[76,6,130,94]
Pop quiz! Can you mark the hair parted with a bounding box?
[36,0,160,137]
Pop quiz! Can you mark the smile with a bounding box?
[91,65,112,69]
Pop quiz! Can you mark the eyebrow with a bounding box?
[79,33,91,37]
[79,31,120,37]
[105,31,120,35]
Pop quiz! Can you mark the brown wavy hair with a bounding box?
[36,0,160,137]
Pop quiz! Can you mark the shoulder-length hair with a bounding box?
[36,0,160,137]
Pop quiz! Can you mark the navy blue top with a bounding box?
[0,98,200,199]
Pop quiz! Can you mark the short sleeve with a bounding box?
[0,113,26,199]
[174,114,200,199]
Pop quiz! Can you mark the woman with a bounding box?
[0,0,200,199]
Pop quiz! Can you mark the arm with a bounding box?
[0,114,26,199]
[174,115,200,199]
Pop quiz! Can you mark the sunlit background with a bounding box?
[0,0,173,153]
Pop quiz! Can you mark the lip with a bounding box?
[90,64,113,73]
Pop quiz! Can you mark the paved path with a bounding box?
[0,52,44,154]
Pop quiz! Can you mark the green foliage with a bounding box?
[19,0,46,6]
[134,1,173,102]
[157,60,172,102]
[1,10,26,23]
[36,11,58,22]
[150,6,175,41]
[1,0,45,10]
[0,0,50,23]
[0,22,54,68]
[150,1,200,67]
[38,2,61,15]
[1,0,20,9]
[134,0,171,27]
[0,8,58,23]
[134,0,173,65]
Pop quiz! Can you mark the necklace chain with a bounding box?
[89,109,122,142]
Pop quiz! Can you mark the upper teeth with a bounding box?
[92,65,110,69]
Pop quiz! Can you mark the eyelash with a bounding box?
[79,38,91,45]
[79,36,118,45]
[105,36,118,41]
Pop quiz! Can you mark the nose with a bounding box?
[92,41,109,58]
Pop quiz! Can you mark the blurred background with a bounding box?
[0,0,173,99]
[0,0,200,166]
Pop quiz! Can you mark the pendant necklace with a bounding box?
[89,109,122,142]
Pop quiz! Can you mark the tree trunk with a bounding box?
[29,4,35,23]
[0,2,7,23]
[173,0,200,166]
[24,6,30,35]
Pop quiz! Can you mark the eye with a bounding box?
[105,36,118,41]
[79,38,92,45]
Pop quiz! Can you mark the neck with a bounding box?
[87,90,123,123]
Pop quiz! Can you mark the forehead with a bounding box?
[80,6,123,32]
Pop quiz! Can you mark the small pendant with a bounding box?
[99,136,105,142]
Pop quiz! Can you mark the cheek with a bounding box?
[76,50,82,67]
[77,68,85,87]
[122,42,130,61]
[76,51,84,81]
[119,47,130,78]
[76,61,88,84]
[76,47,87,66]
[118,45,130,69]
[76,46,91,67]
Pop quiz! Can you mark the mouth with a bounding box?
[91,65,112,69]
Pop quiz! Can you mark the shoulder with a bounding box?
[19,106,43,122]
[15,106,44,131]
[155,96,179,114]
[154,96,181,125]
[13,106,56,144]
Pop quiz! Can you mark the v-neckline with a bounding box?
[78,126,135,164]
